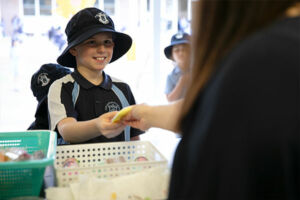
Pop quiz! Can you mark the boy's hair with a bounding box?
[57,7,132,68]
[28,63,71,130]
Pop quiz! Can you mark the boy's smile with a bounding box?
[69,32,114,72]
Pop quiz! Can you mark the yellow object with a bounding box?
[110,192,117,200]
[111,106,132,123]
[56,0,97,18]
[127,41,136,61]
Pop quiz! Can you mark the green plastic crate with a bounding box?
[0,130,57,200]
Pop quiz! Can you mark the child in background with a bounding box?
[28,63,71,130]
[164,32,191,102]
[48,7,144,144]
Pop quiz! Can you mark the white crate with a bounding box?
[54,141,168,187]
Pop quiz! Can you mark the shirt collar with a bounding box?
[71,70,112,90]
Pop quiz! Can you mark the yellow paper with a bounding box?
[111,106,132,123]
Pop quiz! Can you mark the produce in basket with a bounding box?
[0,148,45,162]
[106,156,126,164]
[0,151,9,162]
[62,157,79,168]
[134,156,148,162]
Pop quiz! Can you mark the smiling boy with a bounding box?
[48,7,144,144]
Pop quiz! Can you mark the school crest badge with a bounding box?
[95,12,109,24]
[37,73,50,87]
[105,102,121,112]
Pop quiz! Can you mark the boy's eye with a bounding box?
[103,40,114,47]
[85,40,96,45]
[83,39,114,47]
[173,48,180,53]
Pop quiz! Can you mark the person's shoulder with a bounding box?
[211,17,300,93]
[233,17,299,58]
[222,17,300,72]
[49,74,74,91]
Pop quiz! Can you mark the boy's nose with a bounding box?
[96,44,106,52]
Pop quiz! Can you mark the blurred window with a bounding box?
[40,0,52,16]
[23,0,35,16]
[104,0,115,15]
[147,0,150,11]
[94,0,99,8]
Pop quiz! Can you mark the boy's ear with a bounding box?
[69,47,77,56]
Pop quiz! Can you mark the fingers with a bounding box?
[101,122,126,138]
[97,111,127,138]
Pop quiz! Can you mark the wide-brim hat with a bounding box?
[164,32,190,60]
[57,7,132,68]
[31,63,71,102]
[31,63,71,121]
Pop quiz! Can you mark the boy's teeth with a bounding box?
[96,57,104,60]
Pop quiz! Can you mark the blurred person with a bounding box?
[117,0,300,199]
[48,8,144,145]
[164,32,191,102]
[53,26,66,51]
[11,15,23,47]
[28,63,71,130]
[0,18,5,38]
[48,26,55,40]
[178,17,190,33]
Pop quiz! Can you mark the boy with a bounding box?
[48,7,143,144]
[164,32,191,102]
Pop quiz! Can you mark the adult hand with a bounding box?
[121,104,152,131]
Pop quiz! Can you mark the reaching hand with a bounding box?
[120,104,152,131]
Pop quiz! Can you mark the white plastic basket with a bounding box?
[54,141,168,187]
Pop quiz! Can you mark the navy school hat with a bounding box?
[57,7,132,68]
[164,32,190,60]
[31,63,71,103]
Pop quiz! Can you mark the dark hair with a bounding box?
[179,0,300,129]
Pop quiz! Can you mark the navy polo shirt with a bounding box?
[48,70,144,143]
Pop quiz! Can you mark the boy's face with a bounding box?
[69,32,114,71]
[171,43,190,70]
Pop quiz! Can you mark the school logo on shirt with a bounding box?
[105,102,120,112]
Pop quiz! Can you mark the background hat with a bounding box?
[57,7,132,68]
[164,32,190,60]
[31,63,71,103]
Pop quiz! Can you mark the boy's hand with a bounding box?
[96,111,126,138]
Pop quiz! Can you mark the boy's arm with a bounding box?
[57,111,126,143]
[166,73,190,102]
[130,135,140,141]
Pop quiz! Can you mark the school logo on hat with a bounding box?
[31,63,71,103]
[95,12,109,24]
[37,73,50,87]
[175,32,184,39]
